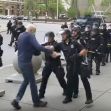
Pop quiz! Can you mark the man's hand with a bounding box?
[79,49,87,57]
[51,51,61,58]
[45,45,54,51]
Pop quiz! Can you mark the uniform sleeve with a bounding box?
[96,35,104,53]
[76,42,84,52]
[54,42,63,52]
[30,36,52,54]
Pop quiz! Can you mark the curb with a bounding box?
[0,29,6,33]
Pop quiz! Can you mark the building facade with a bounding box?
[0,0,24,15]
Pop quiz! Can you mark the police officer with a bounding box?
[71,27,81,41]
[106,24,111,62]
[15,21,26,51]
[56,29,93,104]
[61,22,68,29]
[7,20,12,34]
[39,31,67,99]
[99,23,109,66]
[0,34,3,67]
[8,22,17,46]
[87,28,103,75]
[15,21,26,41]
[75,25,91,48]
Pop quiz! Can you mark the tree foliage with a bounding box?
[101,0,111,6]
[24,0,65,19]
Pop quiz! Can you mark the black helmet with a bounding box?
[85,25,91,31]
[91,28,98,36]
[18,21,23,25]
[45,31,55,38]
[60,28,71,38]
[74,25,81,31]
[100,23,107,29]
[92,22,99,30]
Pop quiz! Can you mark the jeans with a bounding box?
[16,62,39,104]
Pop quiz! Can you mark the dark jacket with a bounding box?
[42,40,61,66]
[7,22,12,28]
[17,32,52,63]
[15,25,26,40]
[87,34,103,53]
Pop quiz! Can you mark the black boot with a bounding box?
[11,99,21,110]
[96,70,100,75]
[63,97,72,104]
[73,93,78,98]
[101,63,106,66]
[34,101,47,107]
[85,99,93,104]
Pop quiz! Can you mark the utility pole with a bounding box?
[45,0,48,22]
[57,0,59,19]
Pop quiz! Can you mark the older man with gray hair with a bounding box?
[11,24,60,110]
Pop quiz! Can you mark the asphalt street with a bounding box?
[0,20,111,111]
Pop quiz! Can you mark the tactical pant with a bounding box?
[88,53,102,74]
[9,35,15,46]
[66,64,92,100]
[106,47,111,62]
[0,57,2,67]
[39,64,67,97]
[7,27,11,34]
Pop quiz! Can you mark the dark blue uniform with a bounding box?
[106,29,111,62]
[99,29,109,65]
[56,40,92,101]
[39,40,67,98]
[87,32,103,75]
[0,34,3,67]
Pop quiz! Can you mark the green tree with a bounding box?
[67,7,77,18]
[101,0,111,6]
[24,0,36,16]
[65,0,79,17]
[65,0,95,17]
[47,0,65,19]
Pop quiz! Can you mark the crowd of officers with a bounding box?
[7,20,26,49]
[39,22,111,105]
[5,20,111,107]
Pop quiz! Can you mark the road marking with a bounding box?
[0,64,13,70]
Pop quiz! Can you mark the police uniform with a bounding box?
[0,34,3,66]
[8,24,17,46]
[15,25,26,41]
[14,25,26,51]
[106,29,111,62]
[39,40,67,99]
[80,31,91,48]
[87,30,103,75]
[56,40,92,104]
[99,25,109,66]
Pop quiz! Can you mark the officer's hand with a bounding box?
[51,51,61,58]
[79,49,87,57]
[45,45,54,51]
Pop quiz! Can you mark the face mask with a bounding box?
[32,32,36,36]
[44,36,48,42]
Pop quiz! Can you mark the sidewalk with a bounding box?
[0,27,6,33]
[0,61,111,111]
